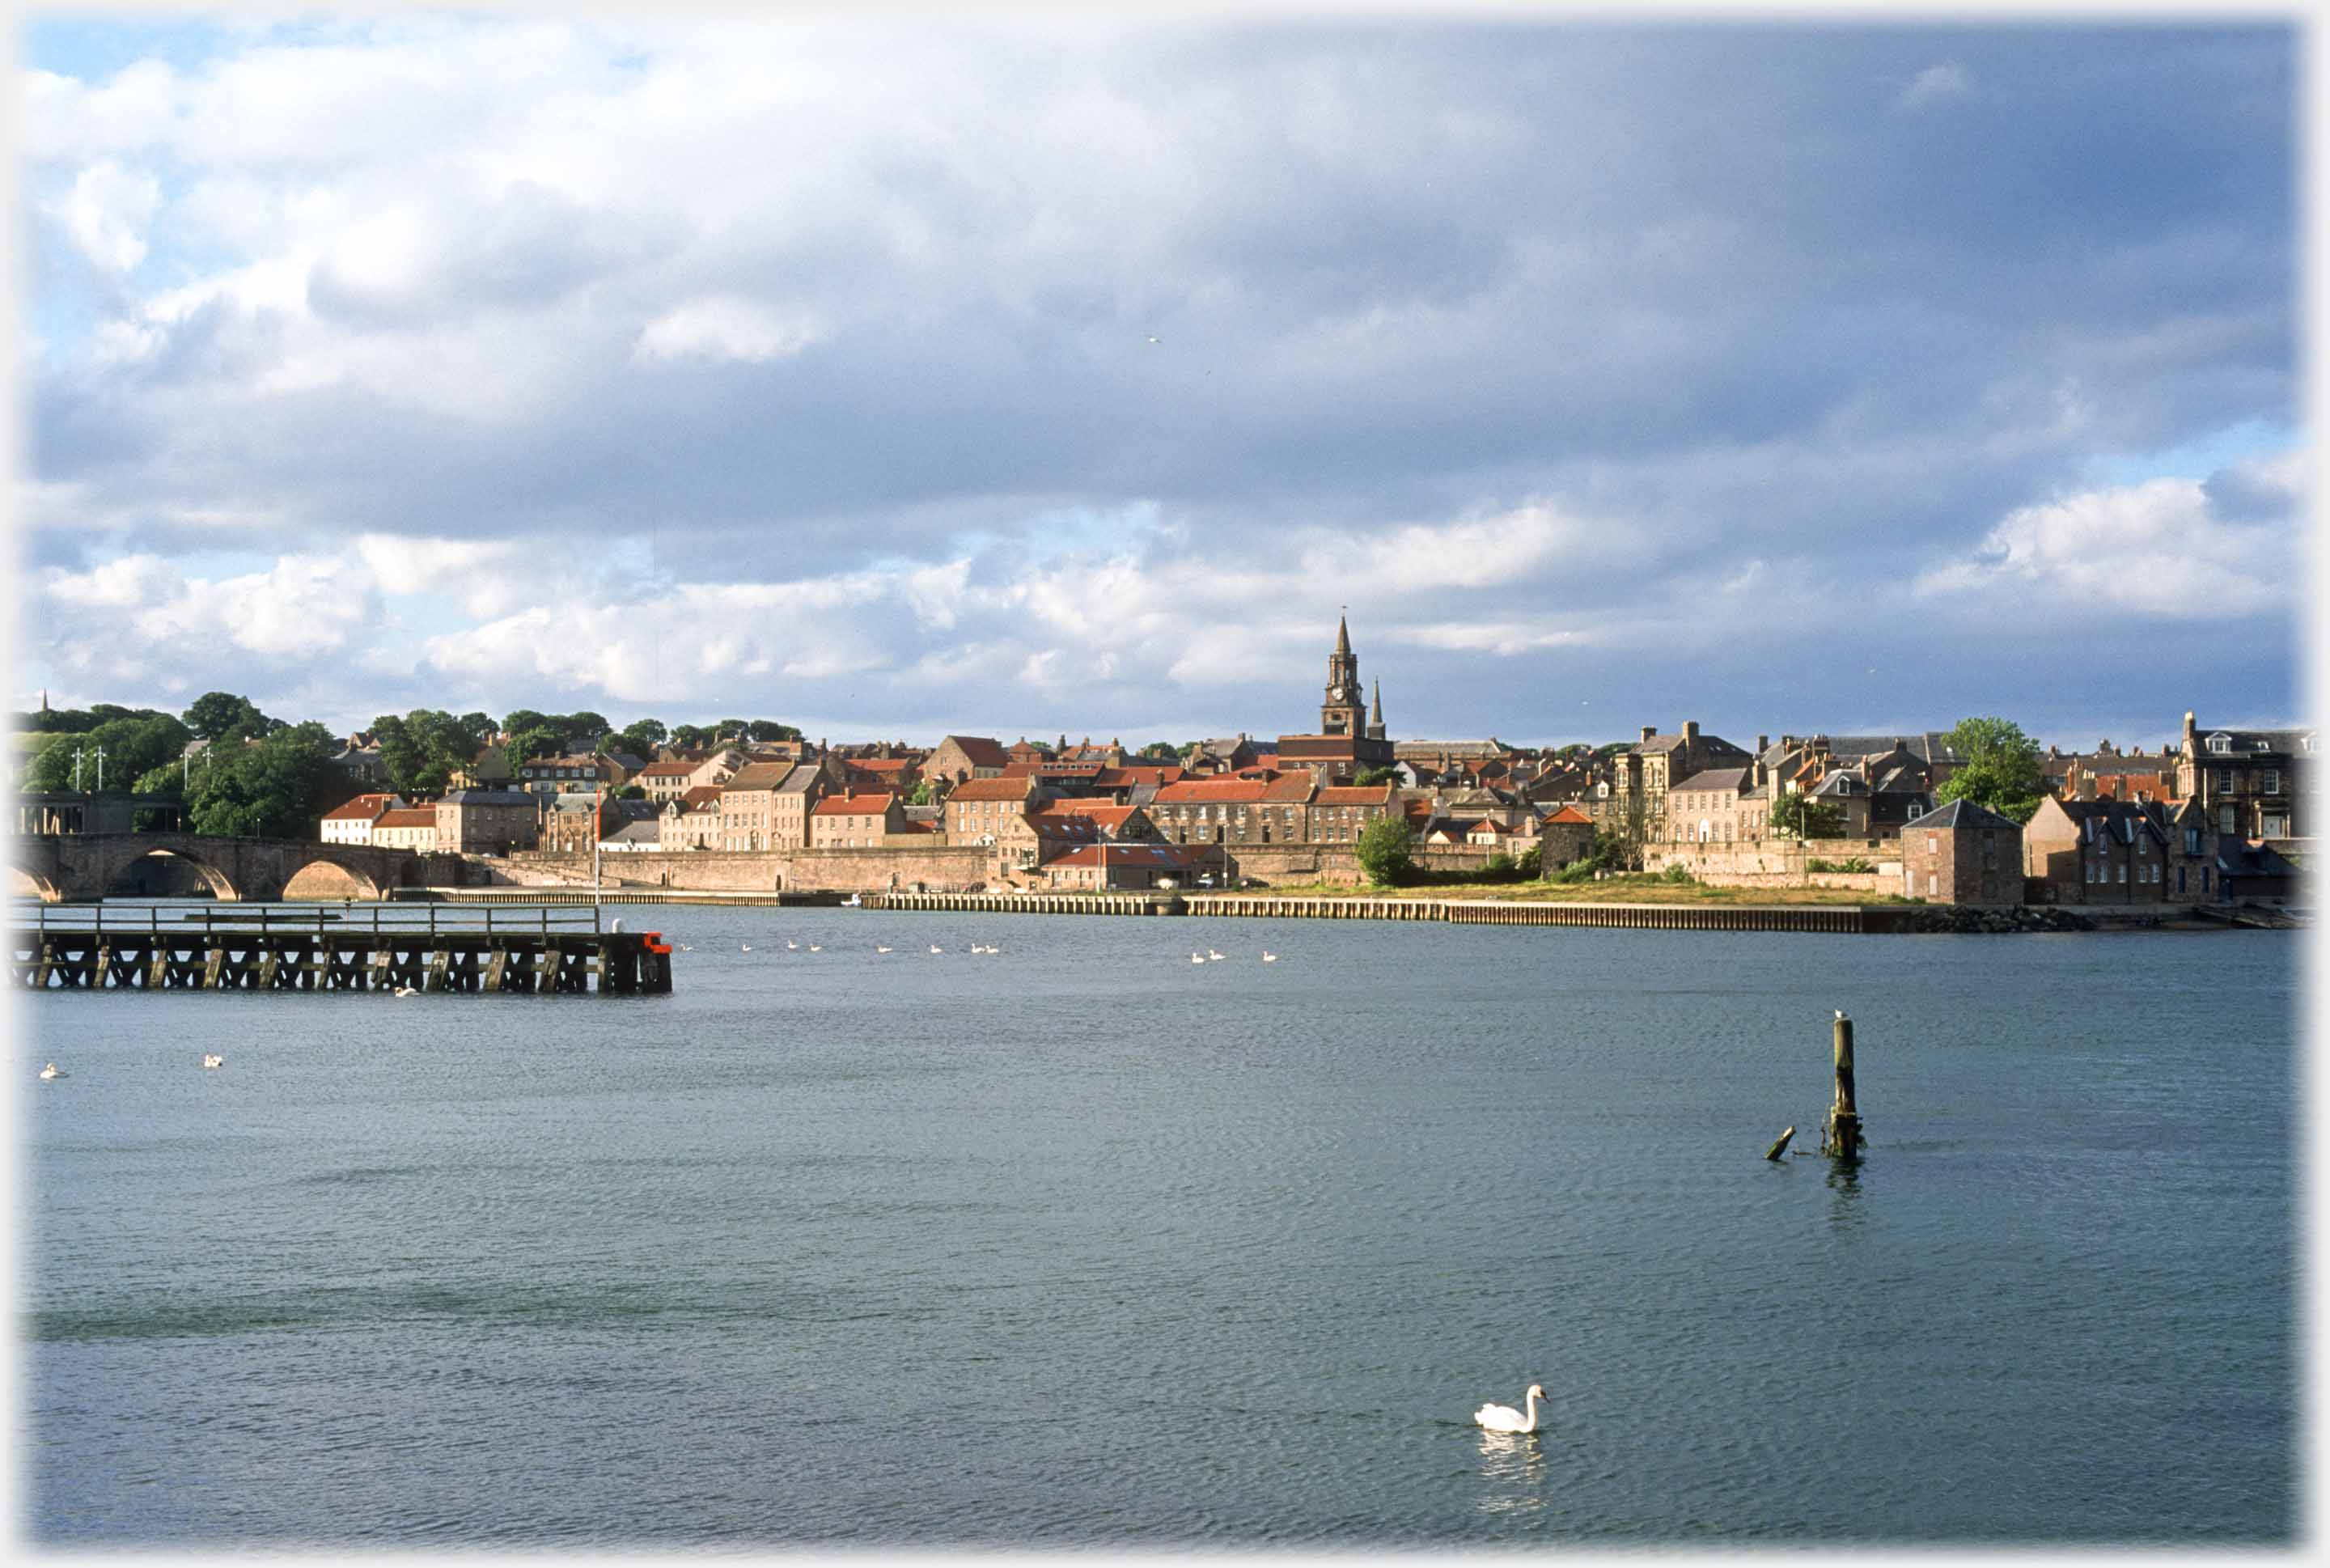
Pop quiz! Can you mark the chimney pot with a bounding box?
[1641,726,1656,744]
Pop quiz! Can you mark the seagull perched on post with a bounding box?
[1835,1009,1847,1022]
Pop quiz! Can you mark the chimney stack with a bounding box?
[1682,720,1700,744]
[1641,726,1656,744]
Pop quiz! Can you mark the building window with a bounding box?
[2263,769,2281,795]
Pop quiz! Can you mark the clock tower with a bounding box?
[1320,615,1365,737]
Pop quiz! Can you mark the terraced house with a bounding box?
[2175,710,2313,841]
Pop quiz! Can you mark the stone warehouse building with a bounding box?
[2175,710,2313,841]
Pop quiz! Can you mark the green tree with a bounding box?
[504,724,563,772]
[180,691,269,742]
[371,710,481,796]
[1768,790,1846,839]
[1354,765,1400,788]
[747,720,800,742]
[1354,816,1413,887]
[1137,740,1180,761]
[456,711,499,744]
[1931,715,2048,824]
[21,714,193,792]
[184,723,338,838]
[502,708,551,738]
[670,723,707,748]
[560,711,611,741]
[620,718,669,753]
[1517,843,1544,878]
[908,778,937,806]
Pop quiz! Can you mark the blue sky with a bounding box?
[15,15,2307,752]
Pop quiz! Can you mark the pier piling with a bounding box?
[1821,1013,1862,1159]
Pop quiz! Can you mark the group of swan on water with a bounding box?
[41,1055,223,1079]
[1192,949,1277,963]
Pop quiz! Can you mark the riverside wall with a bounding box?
[490,846,991,894]
[1642,837,1901,892]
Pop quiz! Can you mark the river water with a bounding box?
[18,904,2298,1546]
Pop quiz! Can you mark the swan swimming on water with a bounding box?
[876,946,892,954]
[1262,951,1277,963]
[392,985,420,998]
[1474,1384,1546,1435]
[201,1054,224,1069]
[1191,952,1206,964]
[39,1062,61,1080]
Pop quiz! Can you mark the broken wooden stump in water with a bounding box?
[1764,1125,1796,1161]
[1821,1011,1862,1159]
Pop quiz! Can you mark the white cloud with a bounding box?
[1892,61,1971,115]
[1913,470,2292,617]
[633,296,826,364]
[53,159,163,273]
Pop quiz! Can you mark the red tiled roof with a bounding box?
[812,792,897,816]
[638,761,695,777]
[1315,784,1393,806]
[375,807,437,830]
[1544,804,1594,824]
[941,735,1011,768]
[1151,776,1313,805]
[849,757,914,774]
[949,776,1036,802]
[678,786,723,809]
[323,793,399,820]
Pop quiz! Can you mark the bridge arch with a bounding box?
[100,846,239,901]
[282,858,385,901]
[6,866,61,903]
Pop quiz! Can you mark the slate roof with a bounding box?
[722,761,795,792]
[1908,799,2021,832]
[1670,767,1749,794]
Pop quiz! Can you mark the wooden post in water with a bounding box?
[1821,1011,1862,1159]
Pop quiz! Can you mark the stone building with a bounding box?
[320,792,402,845]
[1899,799,2023,906]
[2021,797,2175,905]
[2175,710,2313,841]
[946,774,1048,843]
[718,761,797,851]
[810,791,907,848]
[769,762,828,847]
[926,735,1011,786]
[434,790,540,854]
[371,806,440,853]
[1273,617,1396,785]
[1148,774,1317,847]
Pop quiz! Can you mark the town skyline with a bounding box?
[20,17,2303,752]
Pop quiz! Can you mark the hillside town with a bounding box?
[11,619,2309,911]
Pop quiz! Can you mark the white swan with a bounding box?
[786,940,798,950]
[876,945,893,954]
[740,943,752,952]
[1192,952,1206,964]
[1474,1384,1546,1435]
[1262,951,1277,963]
[930,945,943,955]
[392,985,419,998]
[201,1054,223,1069]
[1208,949,1225,961]
[39,1062,61,1080]
[808,944,821,951]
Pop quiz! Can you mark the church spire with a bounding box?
[1368,679,1384,741]
[1334,613,1352,657]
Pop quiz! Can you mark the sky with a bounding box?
[14,11,2310,753]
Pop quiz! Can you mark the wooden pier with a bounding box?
[11,905,674,995]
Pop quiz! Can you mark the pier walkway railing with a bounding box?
[11,901,672,995]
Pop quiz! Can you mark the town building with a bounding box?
[809,792,906,849]
[1273,617,1396,785]
[433,790,539,854]
[1899,799,2023,906]
[2175,710,2313,841]
[718,761,797,851]
[2021,797,2174,905]
[926,735,1011,786]
[371,805,440,853]
[320,792,403,845]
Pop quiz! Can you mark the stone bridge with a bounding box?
[6,833,472,903]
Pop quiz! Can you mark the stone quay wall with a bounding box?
[1642,837,1901,893]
